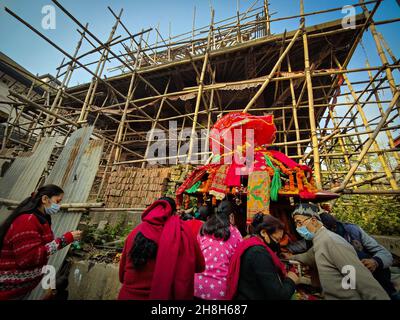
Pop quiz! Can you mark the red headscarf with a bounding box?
[226,236,287,300]
[135,200,201,299]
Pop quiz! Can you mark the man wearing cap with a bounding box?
[289,203,389,300]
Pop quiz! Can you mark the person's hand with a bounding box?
[280,252,293,259]
[71,230,82,241]
[287,271,300,284]
[361,258,378,272]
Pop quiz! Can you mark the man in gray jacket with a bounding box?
[289,203,389,300]
[319,211,398,299]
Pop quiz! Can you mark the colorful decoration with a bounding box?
[176,112,338,219]
[209,165,229,200]
[247,171,271,220]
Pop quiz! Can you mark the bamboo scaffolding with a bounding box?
[334,56,398,190]
[365,60,400,166]
[187,9,214,165]
[332,90,400,193]
[3,0,399,199]
[360,0,399,116]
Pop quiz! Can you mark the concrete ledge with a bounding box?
[372,235,400,257]
[68,261,121,300]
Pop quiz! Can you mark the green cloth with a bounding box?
[264,155,282,201]
[185,180,202,194]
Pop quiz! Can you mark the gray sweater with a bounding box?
[292,227,389,300]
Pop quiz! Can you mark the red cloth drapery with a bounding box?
[134,200,203,299]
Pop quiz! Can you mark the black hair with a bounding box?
[197,206,211,222]
[159,196,176,213]
[0,184,64,250]
[181,212,194,221]
[319,212,337,231]
[248,212,265,235]
[129,231,158,269]
[319,212,347,238]
[254,215,284,236]
[200,200,233,241]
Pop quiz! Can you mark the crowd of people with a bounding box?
[0,184,398,300]
[117,197,397,300]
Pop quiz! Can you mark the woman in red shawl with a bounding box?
[118,197,205,300]
[226,215,299,300]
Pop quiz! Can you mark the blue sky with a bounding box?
[0,0,399,146]
[0,0,398,82]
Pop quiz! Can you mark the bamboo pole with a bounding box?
[287,54,302,157]
[243,22,304,112]
[79,11,122,123]
[345,173,387,189]
[114,32,145,163]
[347,108,375,184]
[320,0,381,122]
[121,64,398,107]
[365,60,400,166]
[4,79,41,147]
[378,32,396,64]
[104,11,396,78]
[44,24,87,137]
[289,149,400,161]
[300,0,322,189]
[187,9,214,165]
[0,198,104,208]
[335,56,398,190]
[264,0,271,36]
[330,108,358,185]
[342,190,400,195]
[142,79,171,168]
[189,6,196,54]
[176,117,187,165]
[40,2,174,133]
[360,1,399,116]
[115,151,212,165]
[332,90,400,193]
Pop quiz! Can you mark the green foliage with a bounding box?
[332,195,400,236]
[82,220,132,248]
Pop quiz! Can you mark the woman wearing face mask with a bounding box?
[226,214,299,300]
[0,184,81,300]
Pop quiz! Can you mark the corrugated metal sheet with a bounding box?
[0,137,57,200]
[29,130,103,299]
[45,126,94,189]
[0,137,57,224]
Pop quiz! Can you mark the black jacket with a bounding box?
[235,245,296,300]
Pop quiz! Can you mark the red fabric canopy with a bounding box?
[209,112,276,154]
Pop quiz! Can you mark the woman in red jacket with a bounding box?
[0,184,81,300]
[118,197,205,300]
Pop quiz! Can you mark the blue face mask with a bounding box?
[296,219,315,240]
[45,201,61,215]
